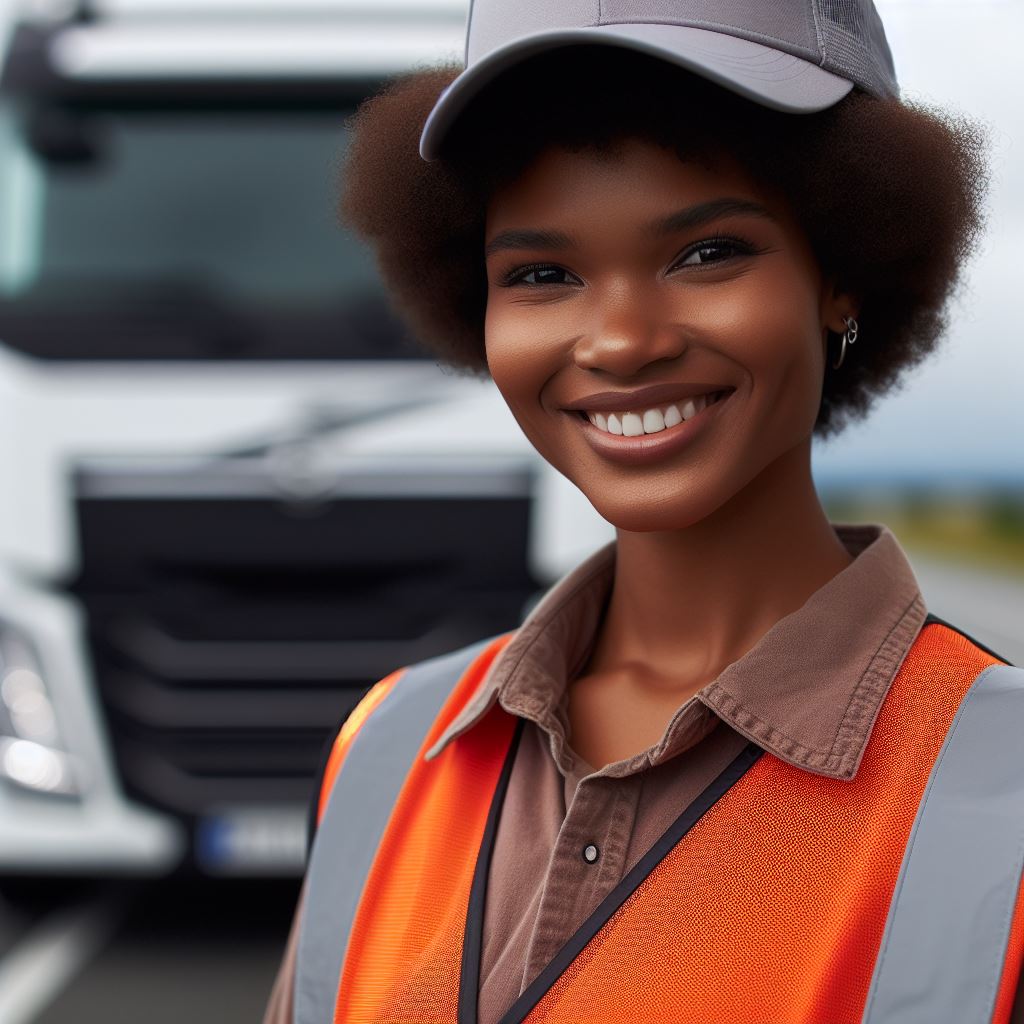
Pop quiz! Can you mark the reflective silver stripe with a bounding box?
[863,663,1024,1024]
[294,637,496,1024]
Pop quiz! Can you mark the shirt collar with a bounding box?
[424,522,927,781]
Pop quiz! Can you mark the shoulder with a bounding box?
[340,630,514,737]
[909,612,1023,704]
[304,631,514,852]
[918,612,1015,667]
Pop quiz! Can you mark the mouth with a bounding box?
[578,389,732,437]
[569,387,735,465]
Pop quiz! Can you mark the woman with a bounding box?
[266,3,1023,1022]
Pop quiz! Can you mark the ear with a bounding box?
[820,276,859,337]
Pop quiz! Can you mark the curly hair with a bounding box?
[339,46,989,438]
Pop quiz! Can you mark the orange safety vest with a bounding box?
[300,619,1024,1024]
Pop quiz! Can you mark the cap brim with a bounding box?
[420,23,853,160]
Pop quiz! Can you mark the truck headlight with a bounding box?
[0,623,80,797]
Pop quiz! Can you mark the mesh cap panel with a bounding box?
[817,0,898,97]
[602,0,818,58]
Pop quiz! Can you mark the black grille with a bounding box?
[70,471,539,836]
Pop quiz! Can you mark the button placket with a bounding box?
[523,775,614,978]
[593,775,638,891]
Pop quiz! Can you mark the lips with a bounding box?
[585,390,729,436]
[570,384,735,466]
[561,382,735,414]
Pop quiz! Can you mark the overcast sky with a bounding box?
[813,0,1023,487]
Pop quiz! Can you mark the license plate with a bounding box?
[196,807,307,875]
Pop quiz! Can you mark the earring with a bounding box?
[833,315,858,370]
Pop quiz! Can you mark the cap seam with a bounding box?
[808,0,827,65]
[596,17,819,62]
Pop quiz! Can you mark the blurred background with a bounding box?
[0,1,1018,1022]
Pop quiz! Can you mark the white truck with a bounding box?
[0,0,611,878]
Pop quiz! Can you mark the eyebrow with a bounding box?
[484,197,775,259]
[484,228,576,259]
[648,197,776,237]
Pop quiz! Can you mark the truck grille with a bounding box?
[70,456,539,855]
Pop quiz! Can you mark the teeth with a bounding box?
[642,409,665,433]
[621,412,644,437]
[584,391,725,437]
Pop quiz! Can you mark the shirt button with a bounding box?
[582,843,600,864]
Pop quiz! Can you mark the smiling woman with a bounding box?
[264,8,1024,1024]
[340,45,988,439]
[481,139,844,534]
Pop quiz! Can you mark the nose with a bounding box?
[572,289,688,378]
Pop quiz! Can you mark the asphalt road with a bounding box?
[1,879,298,1024]
[0,556,1019,1024]
[908,554,1023,666]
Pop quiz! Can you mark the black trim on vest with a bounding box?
[923,612,1014,666]
[467,740,765,1024]
[458,716,526,1024]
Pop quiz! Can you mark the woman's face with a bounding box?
[483,137,852,532]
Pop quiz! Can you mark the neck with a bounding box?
[586,441,853,694]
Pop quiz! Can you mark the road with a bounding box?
[1,879,296,1024]
[908,554,1022,666]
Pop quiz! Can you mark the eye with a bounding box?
[500,264,582,287]
[670,235,756,270]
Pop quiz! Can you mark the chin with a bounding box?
[584,488,724,535]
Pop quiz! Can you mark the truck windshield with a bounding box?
[0,105,425,360]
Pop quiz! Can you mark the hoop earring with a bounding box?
[833,315,858,370]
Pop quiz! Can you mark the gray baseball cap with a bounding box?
[420,0,898,160]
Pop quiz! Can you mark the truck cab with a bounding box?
[0,0,612,878]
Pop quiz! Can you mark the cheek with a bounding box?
[728,271,825,424]
[483,302,561,452]
[482,303,517,386]
[484,293,570,402]
[483,304,527,409]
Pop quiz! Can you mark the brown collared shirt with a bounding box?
[263,522,1024,1023]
